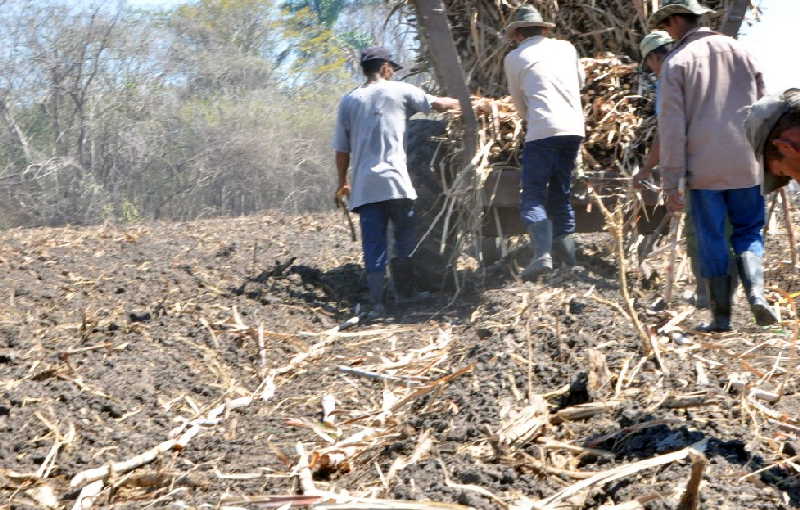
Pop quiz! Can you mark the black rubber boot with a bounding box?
[522,220,553,281]
[390,257,415,302]
[553,233,577,268]
[696,275,733,333]
[365,271,386,319]
[690,257,710,309]
[737,251,779,326]
[390,257,432,303]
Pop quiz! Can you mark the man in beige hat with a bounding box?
[633,31,673,189]
[503,5,585,281]
[635,30,718,309]
[650,0,778,331]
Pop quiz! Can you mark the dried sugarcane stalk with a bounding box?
[70,438,180,488]
[664,212,685,304]
[552,400,623,424]
[780,188,797,267]
[590,190,655,358]
[71,480,104,510]
[677,451,707,510]
[536,439,709,510]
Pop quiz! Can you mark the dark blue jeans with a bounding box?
[520,135,583,238]
[690,186,765,278]
[355,199,416,274]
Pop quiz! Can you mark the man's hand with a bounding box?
[665,189,685,213]
[431,96,461,112]
[335,184,350,207]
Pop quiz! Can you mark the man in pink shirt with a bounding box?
[651,0,778,331]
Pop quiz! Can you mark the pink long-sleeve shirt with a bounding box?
[657,28,765,192]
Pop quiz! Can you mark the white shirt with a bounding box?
[503,36,585,142]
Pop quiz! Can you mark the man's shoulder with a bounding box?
[373,80,425,98]
[340,86,362,102]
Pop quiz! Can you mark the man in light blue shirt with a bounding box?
[333,47,459,317]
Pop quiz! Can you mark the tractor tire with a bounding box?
[406,116,455,291]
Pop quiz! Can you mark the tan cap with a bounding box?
[639,31,673,61]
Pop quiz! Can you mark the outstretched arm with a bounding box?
[430,96,461,112]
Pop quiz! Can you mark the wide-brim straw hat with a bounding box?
[505,5,555,38]
[745,92,795,194]
[648,0,714,29]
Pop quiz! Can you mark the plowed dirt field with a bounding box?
[1,211,798,509]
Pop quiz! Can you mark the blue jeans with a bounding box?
[520,135,583,238]
[355,199,416,274]
[690,186,765,278]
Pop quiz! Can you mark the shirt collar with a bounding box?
[518,35,545,49]
[674,27,712,51]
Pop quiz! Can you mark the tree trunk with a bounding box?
[411,0,478,167]
[718,0,749,38]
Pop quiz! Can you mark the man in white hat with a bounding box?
[650,0,778,331]
[503,5,585,281]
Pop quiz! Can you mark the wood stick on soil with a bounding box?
[516,451,596,480]
[295,444,322,496]
[766,191,780,237]
[676,450,708,510]
[71,480,104,510]
[70,439,179,488]
[535,438,615,459]
[258,322,268,372]
[536,439,708,509]
[551,401,623,424]
[780,188,797,267]
[338,366,425,386]
[737,453,800,482]
[661,391,720,409]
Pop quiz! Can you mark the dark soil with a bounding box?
[1,211,798,509]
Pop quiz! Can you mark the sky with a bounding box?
[739,0,800,94]
[127,0,187,8]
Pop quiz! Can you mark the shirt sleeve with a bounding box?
[404,84,433,115]
[332,97,350,153]
[658,62,688,192]
[504,53,527,120]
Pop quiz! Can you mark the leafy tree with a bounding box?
[168,0,278,94]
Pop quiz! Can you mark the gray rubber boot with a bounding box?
[737,251,779,326]
[522,220,553,281]
[365,271,386,319]
[690,257,710,309]
[696,275,733,333]
[553,233,577,268]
